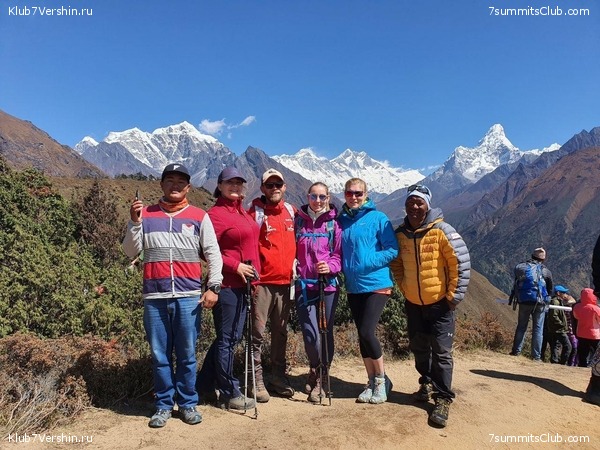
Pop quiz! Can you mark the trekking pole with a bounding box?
[318,274,332,406]
[243,260,258,419]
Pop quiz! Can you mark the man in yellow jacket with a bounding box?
[390,184,470,428]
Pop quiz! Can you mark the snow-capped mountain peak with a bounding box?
[273,148,424,198]
[430,124,560,187]
[74,136,99,154]
[74,121,234,181]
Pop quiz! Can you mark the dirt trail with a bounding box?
[5,350,599,450]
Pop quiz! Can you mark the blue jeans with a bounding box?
[197,288,247,400]
[511,302,545,360]
[296,290,339,369]
[143,297,202,410]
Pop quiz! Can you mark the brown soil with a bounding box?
[8,350,599,450]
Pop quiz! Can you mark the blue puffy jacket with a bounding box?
[338,199,398,294]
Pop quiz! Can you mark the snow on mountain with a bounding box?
[75,121,231,180]
[431,124,559,185]
[74,136,98,151]
[273,147,424,197]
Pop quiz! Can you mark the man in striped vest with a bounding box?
[123,163,223,428]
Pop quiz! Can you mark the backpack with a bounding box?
[294,215,337,304]
[514,261,549,304]
[294,216,336,256]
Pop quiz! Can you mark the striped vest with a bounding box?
[141,204,206,299]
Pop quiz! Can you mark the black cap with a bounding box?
[161,163,190,182]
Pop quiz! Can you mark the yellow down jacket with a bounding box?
[390,208,470,306]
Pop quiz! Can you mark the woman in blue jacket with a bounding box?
[338,177,398,404]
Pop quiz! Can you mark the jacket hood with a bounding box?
[401,207,444,231]
[298,204,339,223]
[339,198,377,221]
[580,288,598,306]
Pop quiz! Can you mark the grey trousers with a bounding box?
[251,284,293,377]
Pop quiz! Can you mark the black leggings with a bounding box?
[348,292,389,359]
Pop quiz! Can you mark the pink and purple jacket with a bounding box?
[122,204,223,300]
[294,205,342,294]
[573,288,600,340]
[208,197,261,289]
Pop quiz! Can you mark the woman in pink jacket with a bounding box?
[294,182,342,402]
[573,288,600,367]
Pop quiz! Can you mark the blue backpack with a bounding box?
[514,261,549,304]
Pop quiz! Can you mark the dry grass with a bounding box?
[0,333,151,437]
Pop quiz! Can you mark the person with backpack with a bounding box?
[338,177,398,405]
[196,167,259,410]
[390,184,470,428]
[122,163,223,428]
[294,182,342,403]
[509,247,553,361]
[248,168,297,401]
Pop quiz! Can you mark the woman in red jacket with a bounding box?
[197,167,261,410]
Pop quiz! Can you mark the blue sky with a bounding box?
[1,0,599,173]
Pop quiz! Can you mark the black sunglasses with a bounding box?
[345,190,364,198]
[407,184,431,195]
[264,181,284,189]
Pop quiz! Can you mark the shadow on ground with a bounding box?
[470,369,583,398]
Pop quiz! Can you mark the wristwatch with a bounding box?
[208,285,221,294]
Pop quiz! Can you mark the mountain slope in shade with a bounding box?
[0,110,104,178]
[203,146,315,209]
[447,126,600,231]
[463,146,600,295]
[273,148,424,199]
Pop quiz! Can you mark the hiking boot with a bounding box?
[369,374,390,404]
[179,407,202,425]
[416,382,434,402]
[269,374,295,397]
[356,377,374,403]
[308,375,324,403]
[148,409,171,428]
[304,368,318,394]
[429,398,451,427]
[509,351,520,356]
[250,374,270,403]
[221,395,256,411]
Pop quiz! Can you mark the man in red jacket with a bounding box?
[248,169,297,401]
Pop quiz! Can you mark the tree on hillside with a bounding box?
[74,180,124,266]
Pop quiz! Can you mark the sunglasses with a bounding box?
[309,193,328,201]
[345,190,364,198]
[407,184,431,196]
[264,182,284,189]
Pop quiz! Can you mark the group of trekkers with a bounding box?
[128,160,600,432]
[509,242,600,406]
